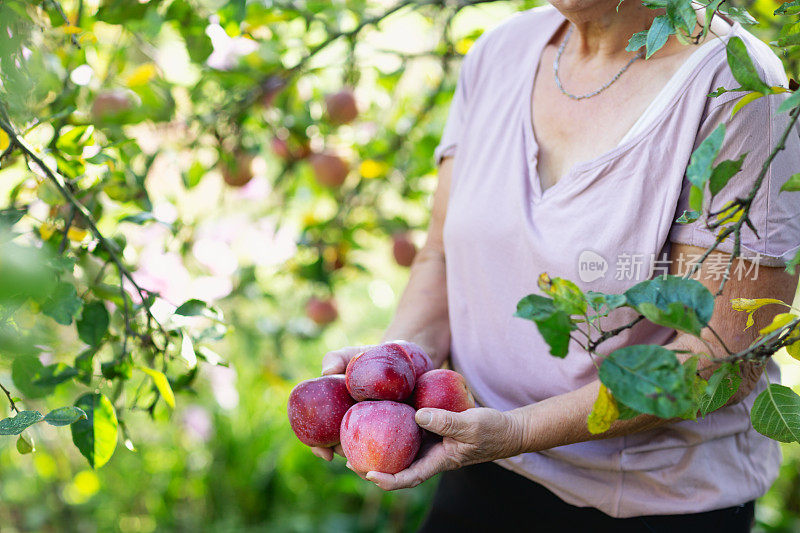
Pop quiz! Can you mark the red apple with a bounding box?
[325,89,358,125]
[394,340,434,379]
[222,151,254,187]
[340,401,421,474]
[91,91,131,120]
[411,369,475,413]
[260,76,286,108]
[306,297,338,326]
[309,152,349,187]
[288,375,356,447]
[271,137,291,160]
[392,233,417,267]
[345,343,415,401]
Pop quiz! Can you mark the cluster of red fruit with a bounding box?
[288,342,475,474]
[221,88,359,190]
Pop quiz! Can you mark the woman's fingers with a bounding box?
[321,345,371,375]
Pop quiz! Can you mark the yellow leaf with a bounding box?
[715,202,744,225]
[587,384,619,434]
[0,129,9,152]
[359,159,388,179]
[138,366,175,408]
[770,86,789,94]
[62,25,82,35]
[787,340,800,361]
[39,223,56,240]
[759,313,797,336]
[67,227,88,241]
[78,33,97,45]
[126,63,157,88]
[745,313,755,330]
[731,91,764,118]
[455,38,475,55]
[537,272,552,292]
[730,298,787,312]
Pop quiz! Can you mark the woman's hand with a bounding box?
[357,407,525,491]
[310,345,371,462]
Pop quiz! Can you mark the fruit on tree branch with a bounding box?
[91,91,131,121]
[392,232,417,267]
[288,375,356,447]
[340,400,421,474]
[309,152,349,187]
[305,297,338,326]
[221,150,255,188]
[325,89,359,126]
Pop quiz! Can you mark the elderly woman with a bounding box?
[312,0,800,530]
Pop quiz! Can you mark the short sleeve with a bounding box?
[669,91,800,266]
[433,42,481,165]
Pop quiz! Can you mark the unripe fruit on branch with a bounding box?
[305,297,338,326]
[271,137,312,162]
[340,401,421,474]
[309,152,349,188]
[345,343,415,401]
[325,89,359,125]
[288,375,356,447]
[221,151,255,188]
[392,233,417,267]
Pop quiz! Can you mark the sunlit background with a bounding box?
[0,0,799,531]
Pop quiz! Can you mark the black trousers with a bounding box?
[417,462,755,533]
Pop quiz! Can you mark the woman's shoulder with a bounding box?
[462,6,561,70]
[700,23,789,107]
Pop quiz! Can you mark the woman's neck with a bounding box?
[558,1,662,60]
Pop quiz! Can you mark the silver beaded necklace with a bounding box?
[553,26,644,101]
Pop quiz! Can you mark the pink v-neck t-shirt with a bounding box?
[436,6,800,518]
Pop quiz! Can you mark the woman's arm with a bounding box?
[366,243,798,490]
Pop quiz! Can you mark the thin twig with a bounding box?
[0,383,19,414]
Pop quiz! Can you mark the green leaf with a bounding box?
[180,332,198,368]
[686,123,726,189]
[514,294,576,358]
[638,301,705,336]
[626,31,647,52]
[719,5,757,25]
[750,384,800,443]
[624,275,715,330]
[689,185,704,211]
[71,393,118,468]
[776,0,800,15]
[174,298,221,320]
[725,37,769,94]
[76,301,110,346]
[698,363,742,416]
[16,434,34,454]
[645,16,675,59]
[44,406,88,426]
[41,282,83,326]
[666,0,696,33]
[138,366,176,408]
[586,291,627,313]
[599,345,696,418]
[0,410,43,435]
[32,363,78,387]
[778,91,800,114]
[119,212,156,225]
[780,173,800,192]
[548,278,587,315]
[709,154,746,196]
[12,356,52,399]
[183,160,205,189]
[617,401,640,420]
[676,210,701,224]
